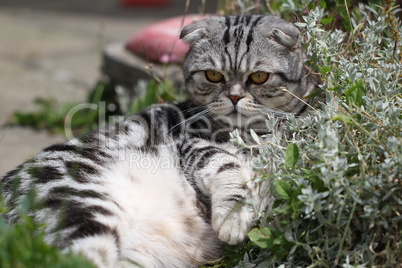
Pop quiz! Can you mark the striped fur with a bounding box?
[1,15,318,268]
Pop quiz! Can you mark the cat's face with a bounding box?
[181,15,317,129]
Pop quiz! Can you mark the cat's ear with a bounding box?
[180,24,207,45]
[180,17,222,46]
[270,27,300,50]
[259,16,301,50]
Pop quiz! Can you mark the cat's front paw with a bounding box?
[212,205,254,245]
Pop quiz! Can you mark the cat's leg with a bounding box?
[179,139,255,245]
[209,157,255,245]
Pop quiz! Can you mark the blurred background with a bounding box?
[0,0,218,175]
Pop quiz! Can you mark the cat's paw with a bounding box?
[211,205,254,245]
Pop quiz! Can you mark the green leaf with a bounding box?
[248,227,294,260]
[144,80,159,105]
[319,0,327,8]
[304,87,323,99]
[285,143,300,167]
[290,189,303,218]
[273,207,289,214]
[344,79,366,106]
[303,169,327,193]
[247,227,274,249]
[318,65,332,75]
[321,15,333,25]
[331,114,354,124]
[276,180,293,200]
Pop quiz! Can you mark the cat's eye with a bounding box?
[205,70,224,83]
[249,72,269,85]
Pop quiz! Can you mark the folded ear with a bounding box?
[257,16,301,50]
[180,17,223,46]
[271,27,300,50]
[180,24,207,45]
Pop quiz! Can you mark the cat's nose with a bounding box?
[228,95,243,105]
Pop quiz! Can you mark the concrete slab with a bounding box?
[0,127,66,176]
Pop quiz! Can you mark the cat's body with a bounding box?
[1,15,318,268]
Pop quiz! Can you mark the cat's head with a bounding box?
[181,15,318,130]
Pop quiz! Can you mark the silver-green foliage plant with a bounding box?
[224,5,401,268]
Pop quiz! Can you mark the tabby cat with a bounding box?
[1,15,317,267]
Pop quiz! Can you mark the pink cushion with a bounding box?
[125,15,207,63]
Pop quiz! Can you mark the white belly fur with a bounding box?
[92,147,222,268]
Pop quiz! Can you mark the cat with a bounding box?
[1,14,318,268]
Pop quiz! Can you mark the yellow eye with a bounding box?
[249,72,269,84]
[205,70,224,83]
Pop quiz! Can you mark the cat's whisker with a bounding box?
[174,102,213,117]
[168,108,212,133]
[261,107,290,116]
[163,103,210,130]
